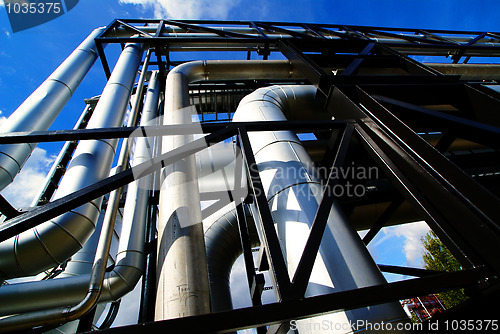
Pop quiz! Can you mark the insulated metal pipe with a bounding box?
[204,204,258,313]
[29,102,94,208]
[57,51,152,282]
[0,69,159,323]
[0,43,143,281]
[0,28,104,191]
[233,85,408,333]
[156,60,297,320]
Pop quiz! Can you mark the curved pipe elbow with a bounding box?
[204,204,258,312]
[169,60,207,82]
[0,43,143,280]
[102,262,143,302]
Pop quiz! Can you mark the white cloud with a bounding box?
[119,0,239,20]
[1,147,56,208]
[383,221,430,267]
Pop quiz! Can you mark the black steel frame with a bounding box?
[1,19,500,333]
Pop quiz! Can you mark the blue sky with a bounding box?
[0,0,499,329]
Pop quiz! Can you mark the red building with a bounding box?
[402,294,446,322]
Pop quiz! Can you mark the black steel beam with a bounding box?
[356,27,453,46]
[165,20,251,38]
[357,88,500,224]
[0,120,345,144]
[139,192,157,324]
[91,268,486,334]
[291,124,353,297]
[377,264,445,277]
[375,42,443,76]
[116,20,154,39]
[325,85,500,273]
[235,202,258,293]
[153,20,166,80]
[0,127,236,243]
[341,42,376,76]
[95,41,111,80]
[373,94,500,149]
[277,40,331,96]
[353,111,500,274]
[353,122,478,269]
[418,29,461,45]
[452,32,488,63]
[362,198,404,245]
[239,127,292,300]
[255,22,313,39]
[107,19,500,36]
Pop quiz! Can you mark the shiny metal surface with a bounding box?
[204,204,258,313]
[155,60,298,321]
[0,65,158,332]
[0,28,104,191]
[0,43,143,281]
[233,85,409,333]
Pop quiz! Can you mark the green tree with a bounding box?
[421,230,468,308]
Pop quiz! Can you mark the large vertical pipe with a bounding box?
[156,65,211,319]
[0,28,104,191]
[103,70,160,301]
[233,85,408,333]
[0,43,143,280]
[155,60,297,320]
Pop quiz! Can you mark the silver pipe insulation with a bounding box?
[0,70,159,329]
[61,48,152,282]
[0,43,146,333]
[56,51,153,282]
[103,70,160,300]
[232,85,408,333]
[427,63,500,80]
[204,204,258,313]
[156,60,298,320]
[0,28,104,192]
[0,43,143,281]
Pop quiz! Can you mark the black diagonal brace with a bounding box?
[238,127,292,300]
[290,123,354,297]
[0,127,235,243]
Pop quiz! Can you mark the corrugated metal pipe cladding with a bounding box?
[0,42,143,281]
[0,27,105,192]
[0,70,160,318]
[201,85,410,333]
